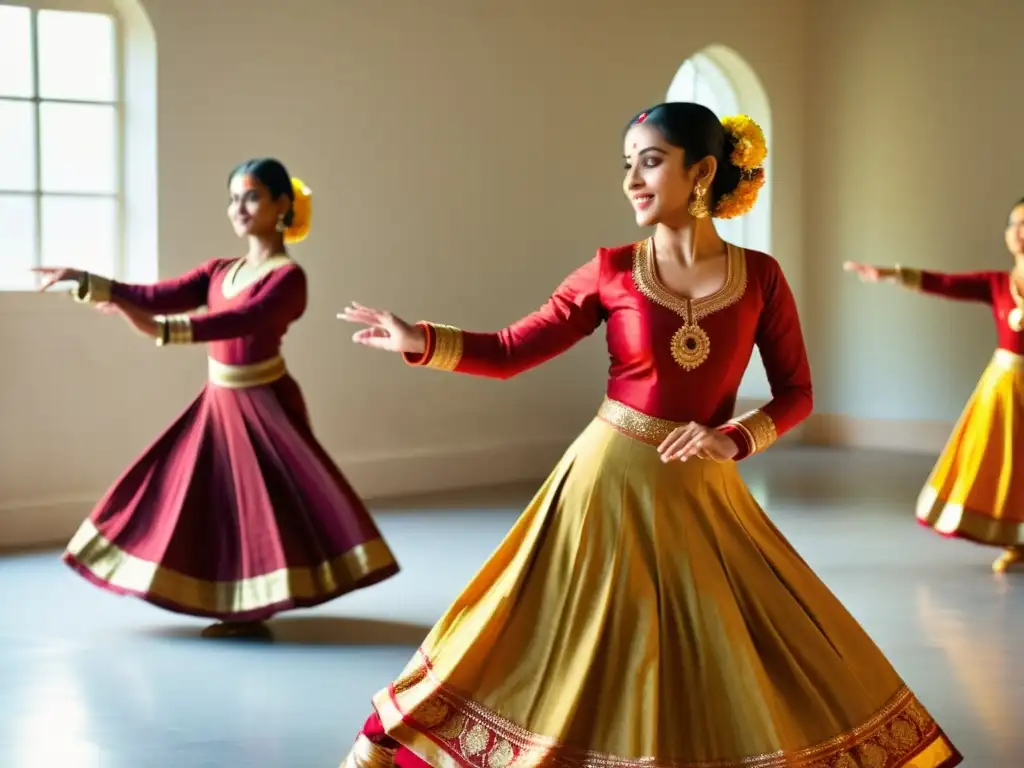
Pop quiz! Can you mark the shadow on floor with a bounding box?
[141,616,433,646]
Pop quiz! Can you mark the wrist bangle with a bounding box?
[155,316,169,347]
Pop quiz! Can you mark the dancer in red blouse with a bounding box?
[337,105,961,767]
[846,197,1024,573]
[35,158,399,639]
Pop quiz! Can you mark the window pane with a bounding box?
[0,100,37,191]
[38,10,116,102]
[0,6,33,98]
[717,218,744,247]
[41,195,118,278]
[666,59,696,102]
[40,103,117,194]
[0,194,38,290]
[693,75,725,117]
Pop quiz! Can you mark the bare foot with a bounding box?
[992,547,1024,573]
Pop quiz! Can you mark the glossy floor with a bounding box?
[0,446,1019,766]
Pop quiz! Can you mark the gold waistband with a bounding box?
[992,348,1024,371]
[208,356,287,389]
[597,397,685,445]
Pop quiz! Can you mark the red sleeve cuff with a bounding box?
[717,424,752,461]
[402,322,436,366]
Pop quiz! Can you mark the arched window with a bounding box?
[666,47,774,399]
[0,0,156,291]
[666,50,771,255]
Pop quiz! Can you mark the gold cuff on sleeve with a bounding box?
[72,273,112,304]
[894,264,923,290]
[425,322,464,371]
[154,314,193,346]
[727,409,778,456]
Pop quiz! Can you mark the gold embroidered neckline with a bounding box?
[222,255,292,299]
[631,237,747,324]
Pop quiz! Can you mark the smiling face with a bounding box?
[622,122,712,228]
[227,173,290,239]
[1006,203,1024,260]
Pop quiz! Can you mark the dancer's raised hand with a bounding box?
[842,261,897,283]
[31,266,85,292]
[337,301,427,355]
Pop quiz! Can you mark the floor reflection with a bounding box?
[0,446,1021,766]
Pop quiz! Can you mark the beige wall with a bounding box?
[9,0,1024,549]
[0,0,812,547]
[802,0,1024,451]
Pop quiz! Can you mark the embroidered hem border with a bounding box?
[371,651,961,768]
[65,518,399,619]
[917,485,1024,547]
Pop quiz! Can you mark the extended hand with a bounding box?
[337,301,427,355]
[658,423,738,462]
[31,266,85,292]
[842,261,896,283]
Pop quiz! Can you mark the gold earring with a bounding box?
[275,213,286,232]
[688,185,710,219]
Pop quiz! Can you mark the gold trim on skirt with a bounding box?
[65,518,398,616]
[358,417,961,768]
[208,356,288,389]
[917,348,1024,546]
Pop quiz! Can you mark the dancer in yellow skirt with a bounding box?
[338,104,962,768]
[845,197,1024,574]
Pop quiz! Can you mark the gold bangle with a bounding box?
[154,314,193,346]
[71,272,113,303]
[893,264,923,290]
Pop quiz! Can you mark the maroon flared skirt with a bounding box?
[64,374,399,621]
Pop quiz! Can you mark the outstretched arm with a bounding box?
[843,261,994,304]
[342,254,607,379]
[718,260,813,461]
[154,264,307,345]
[898,267,995,303]
[74,262,218,313]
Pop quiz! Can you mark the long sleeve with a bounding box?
[718,259,813,461]
[895,266,995,303]
[155,264,307,345]
[74,260,219,313]
[403,254,606,379]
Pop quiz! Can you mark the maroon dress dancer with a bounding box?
[63,255,399,626]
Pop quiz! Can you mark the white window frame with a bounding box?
[0,0,125,288]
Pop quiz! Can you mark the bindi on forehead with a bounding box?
[239,175,258,190]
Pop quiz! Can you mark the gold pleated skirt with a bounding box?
[369,403,960,768]
[917,349,1024,546]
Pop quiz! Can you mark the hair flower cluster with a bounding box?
[285,178,313,244]
[714,115,767,219]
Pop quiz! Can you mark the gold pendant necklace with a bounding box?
[640,238,711,371]
[670,307,710,371]
[632,237,747,373]
[1009,274,1024,332]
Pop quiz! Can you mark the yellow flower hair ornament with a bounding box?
[714,167,765,220]
[285,177,312,244]
[714,115,767,219]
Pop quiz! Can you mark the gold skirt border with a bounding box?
[371,651,961,768]
[915,348,1024,547]
[916,486,1024,547]
[65,518,398,618]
